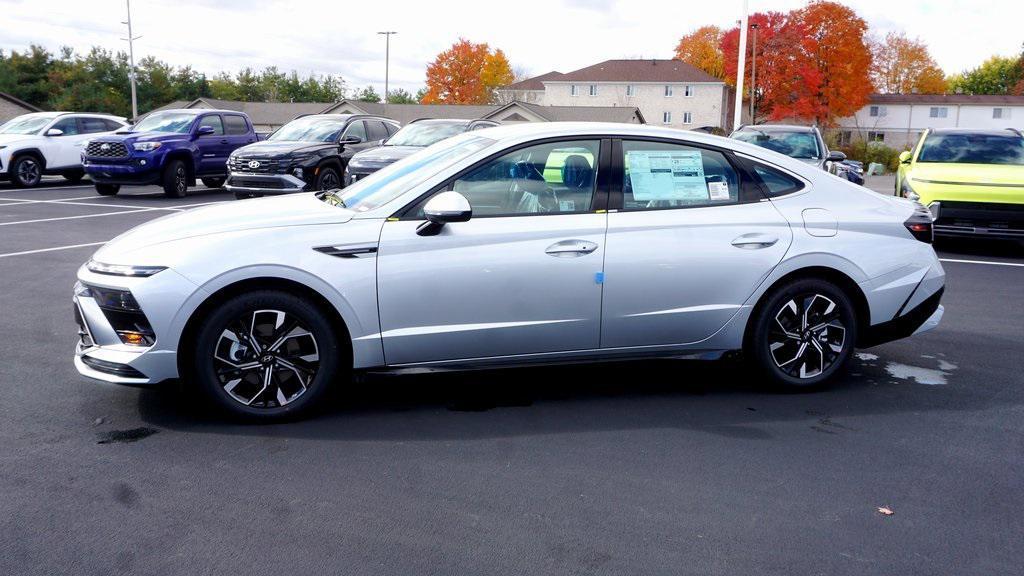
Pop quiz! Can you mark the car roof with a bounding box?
[737,124,817,133]
[155,108,244,116]
[928,128,1023,137]
[14,111,126,120]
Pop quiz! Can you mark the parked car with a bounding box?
[82,109,257,197]
[838,159,865,185]
[225,114,399,199]
[345,118,499,185]
[73,122,944,420]
[0,112,128,187]
[730,124,856,182]
[896,128,1024,239]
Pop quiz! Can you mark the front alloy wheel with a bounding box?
[13,156,42,187]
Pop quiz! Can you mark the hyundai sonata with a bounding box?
[74,123,945,419]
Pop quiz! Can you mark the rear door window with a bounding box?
[79,117,111,134]
[620,140,740,210]
[751,163,804,197]
[224,115,249,135]
[366,121,388,142]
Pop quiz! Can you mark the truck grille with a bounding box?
[85,141,129,158]
[229,157,283,174]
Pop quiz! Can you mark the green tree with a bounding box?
[209,72,240,100]
[949,55,1023,95]
[355,85,381,103]
[386,88,416,104]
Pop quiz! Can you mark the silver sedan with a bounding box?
[73,123,945,420]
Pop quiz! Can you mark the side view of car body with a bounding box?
[74,123,944,420]
[730,124,862,184]
[345,118,499,185]
[896,128,1024,239]
[225,114,400,199]
[0,112,128,187]
[82,108,258,197]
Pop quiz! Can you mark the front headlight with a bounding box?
[901,178,920,201]
[132,142,162,152]
[87,260,166,277]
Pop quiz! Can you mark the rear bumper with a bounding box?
[225,172,308,196]
[861,288,944,348]
[930,200,1024,239]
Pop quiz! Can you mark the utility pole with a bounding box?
[121,0,142,121]
[377,31,397,112]
[749,23,759,124]
[732,0,749,131]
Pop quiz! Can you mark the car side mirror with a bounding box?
[196,125,215,137]
[417,191,472,236]
[899,150,912,164]
[45,128,64,137]
[339,135,362,145]
[826,150,846,162]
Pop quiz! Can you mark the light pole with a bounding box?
[377,31,397,110]
[732,0,749,131]
[121,0,142,121]
[749,23,759,124]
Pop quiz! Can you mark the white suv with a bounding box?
[0,112,128,187]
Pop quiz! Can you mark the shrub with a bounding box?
[837,140,905,173]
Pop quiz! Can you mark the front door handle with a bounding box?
[545,239,598,257]
[731,233,778,249]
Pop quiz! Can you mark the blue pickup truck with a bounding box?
[82,109,257,197]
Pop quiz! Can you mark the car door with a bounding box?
[195,114,228,174]
[44,116,86,168]
[376,138,610,365]
[600,138,793,348]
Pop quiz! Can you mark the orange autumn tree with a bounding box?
[674,25,725,79]
[423,39,514,104]
[871,31,947,94]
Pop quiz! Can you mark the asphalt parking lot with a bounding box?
[1,177,1022,575]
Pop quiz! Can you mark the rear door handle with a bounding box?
[731,234,778,249]
[545,239,598,257]
[220,139,229,144]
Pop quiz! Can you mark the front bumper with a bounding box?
[929,201,1024,239]
[73,266,201,386]
[225,172,308,197]
[83,159,161,185]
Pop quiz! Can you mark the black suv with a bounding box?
[345,118,498,185]
[225,114,399,198]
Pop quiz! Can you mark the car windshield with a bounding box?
[386,122,467,147]
[269,117,347,142]
[917,133,1024,165]
[734,130,821,159]
[0,115,53,135]
[327,134,494,212]
[133,112,196,134]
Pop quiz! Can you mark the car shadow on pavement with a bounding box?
[133,352,989,442]
[935,237,1023,259]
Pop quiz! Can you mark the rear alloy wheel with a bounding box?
[315,166,341,191]
[163,159,189,198]
[12,155,43,187]
[193,291,341,420]
[201,177,226,189]
[749,278,857,388]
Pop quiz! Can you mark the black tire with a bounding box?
[162,159,189,198]
[11,154,43,187]
[234,191,262,200]
[201,177,226,189]
[63,170,85,183]
[747,278,858,389]
[94,183,120,196]
[314,165,342,191]
[190,290,343,420]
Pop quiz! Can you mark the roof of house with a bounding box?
[547,59,722,84]
[506,101,645,123]
[870,93,1024,106]
[0,92,43,113]
[329,101,499,125]
[502,71,565,91]
[147,98,337,124]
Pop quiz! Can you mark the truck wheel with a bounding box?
[201,177,226,189]
[63,170,85,184]
[315,166,341,190]
[163,160,189,198]
[95,184,120,196]
[11,155,43,188]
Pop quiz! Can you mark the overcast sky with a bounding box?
[2,0,1021,96]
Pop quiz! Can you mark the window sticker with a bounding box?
[558,199,576,212]
[708,181,730,200]
[627,150,708,201]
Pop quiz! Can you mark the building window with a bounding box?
[929,107,948,118]
[994,107,1010,119]
[869,105,887,117]
[867,131,885,142]
[589,85,598,97]
[664,85,673,97]
[662,112,672,124]
[684,85,693,97]
[838,131,852,146]
[682,112,693,124]
[570,85,579,97]
[626,85,635,97]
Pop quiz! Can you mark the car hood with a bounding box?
[93,131,189,144]
[232,140,333,157]
[349,145,422,167]
[908,162,1024,204]
[94,193,354,262]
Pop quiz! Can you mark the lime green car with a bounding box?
[896,128,1024,239]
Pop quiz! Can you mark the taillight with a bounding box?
[904,206,934,244]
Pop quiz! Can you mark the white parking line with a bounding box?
[0,241,107,259]
[0,208,162,227]
[0,197,188,211]
[939,258,1024,268]
[0,184,93,194]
